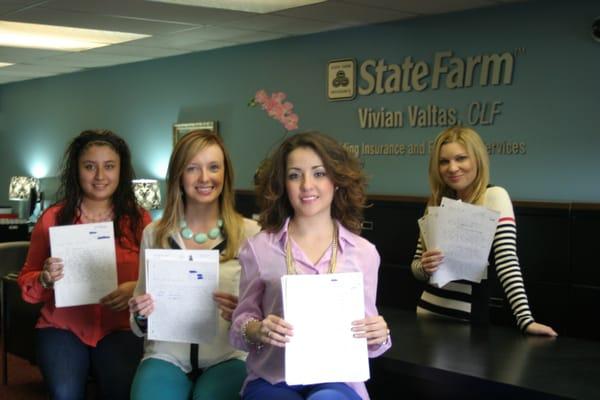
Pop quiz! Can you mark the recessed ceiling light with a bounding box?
[0,21,150,51]
[145,0,326,14]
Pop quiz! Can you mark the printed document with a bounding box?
[145,249,219,343]
[420,197,500,288]
[50,222,117,307]
[281,272,369,385]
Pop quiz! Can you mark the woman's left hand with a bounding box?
[213,291,238,321]
[100,281,137,311]
[352,315,390,346]
[525,322,558,337]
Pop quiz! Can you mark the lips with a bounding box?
[447,175,462,182]
[300,195,318,203]
[195,186,214,195]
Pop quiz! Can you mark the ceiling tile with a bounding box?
[221,14,350,35]
[338,0,496,15]
[4,6,198,35]
[0,47,69,63]
[129,26,250,48]
[1,63,82,74]
[42,0,257,25]
[89,43,189,58]
[0,0,45,16]
[40,52,148,68]
[276,0,415,24]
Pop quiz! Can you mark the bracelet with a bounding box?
[241,318,263,350]
[39,273,53,289]
[383,329,391,346]
[134,313,147,322]
[419,263,430,279]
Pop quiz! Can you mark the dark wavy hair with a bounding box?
[255,131,367,234]
[55,129,144,246]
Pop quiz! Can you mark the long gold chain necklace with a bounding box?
[285,223,338,275]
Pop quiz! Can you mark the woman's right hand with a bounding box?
[128,293,154,318]
[40,257,64,288]
[420,249,444,275]
[250,314,293,348]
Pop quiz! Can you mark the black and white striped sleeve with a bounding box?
[488,187,534,331]
[411,236,429,281]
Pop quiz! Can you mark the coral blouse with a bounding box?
[17,204,151,347]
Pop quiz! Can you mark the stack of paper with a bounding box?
[145,249,219,344]
[281,272,369,385]
[419,197,500,288]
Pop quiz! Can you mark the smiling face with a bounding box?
[181,143,225,207]
[438,141,477,201]
[285,146,335,221]
[78,144,120,203]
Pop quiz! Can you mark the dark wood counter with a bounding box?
[368,309,600,399]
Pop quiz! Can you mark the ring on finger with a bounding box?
[267,331,272,338]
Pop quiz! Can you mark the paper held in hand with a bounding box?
[50,222,118,307]
[145,249,219,344]
[281,272,369,385]
[419,197,500,288]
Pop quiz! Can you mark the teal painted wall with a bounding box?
[1,0,598,208]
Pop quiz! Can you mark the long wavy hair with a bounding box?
[154,130,243,261]
[55,129,144,246]
[428,126,490,206]
[255,131,367,234]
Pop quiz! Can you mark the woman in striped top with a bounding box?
[411,126,556,336]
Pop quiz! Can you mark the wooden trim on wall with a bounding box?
[236,190,599,210]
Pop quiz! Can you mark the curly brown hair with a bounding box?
[255,131,367,234]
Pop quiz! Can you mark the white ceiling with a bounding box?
[0,0,526,85]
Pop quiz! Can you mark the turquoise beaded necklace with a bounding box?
[180,218,223,244]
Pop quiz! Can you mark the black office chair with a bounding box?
[0,241,41,385]
[0,241,29,279]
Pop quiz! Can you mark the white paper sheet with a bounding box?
[50,222,117,308]
[281,272,369,385]
[420,197,500,288]
[145,249,219,344]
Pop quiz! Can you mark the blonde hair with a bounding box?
[154,130,243,261]
[428,126,489,206]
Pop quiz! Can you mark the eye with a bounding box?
[314,170,327,178]
[456,155,468,162]
[83,163,96,171]
[105,163,116,170]
[209,163,221,172]
[439,159,449,166]
[287,172,300,181]
[185,165,198,173]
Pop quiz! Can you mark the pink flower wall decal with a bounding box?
[249,89,300,184]
[249,89,299,132]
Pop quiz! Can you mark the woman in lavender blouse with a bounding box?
[230,131,391,400]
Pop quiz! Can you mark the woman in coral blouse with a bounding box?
[18,130,151,400]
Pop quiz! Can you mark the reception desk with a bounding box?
[368,309,600,399]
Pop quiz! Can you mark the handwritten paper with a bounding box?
[145,249,219,343]
[282,272,369,385]
[420,197,500,288]
[50,222,117,307]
